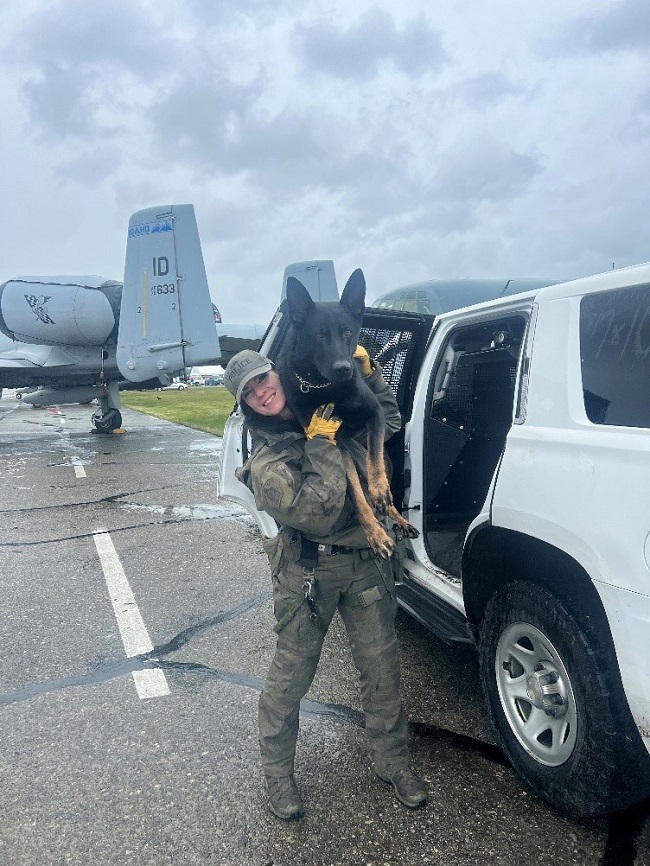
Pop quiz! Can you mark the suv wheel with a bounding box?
[478,581,640,817]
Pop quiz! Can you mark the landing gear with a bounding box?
[91,376,123,434]
[92,406,123,433]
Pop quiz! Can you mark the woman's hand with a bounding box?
[304,403,342,444]
[353,345,373,377]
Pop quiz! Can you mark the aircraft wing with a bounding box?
[0,342,80,369]
[214,322,265,366]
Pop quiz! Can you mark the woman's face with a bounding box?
[241,369,292,418]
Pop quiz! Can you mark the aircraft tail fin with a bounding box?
[116,204,219,382]
[282,261,339,302]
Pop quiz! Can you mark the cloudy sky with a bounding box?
[0,0,649,326]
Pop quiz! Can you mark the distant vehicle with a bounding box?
[161,379,187,390]
[204,375,223,386]
[371,278,561,315]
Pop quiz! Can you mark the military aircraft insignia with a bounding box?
[24,294,55,325]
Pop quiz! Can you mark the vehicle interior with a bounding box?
[422,315,528,576]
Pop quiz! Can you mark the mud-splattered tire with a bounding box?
[478,581,648,817]
[93,408,122,433]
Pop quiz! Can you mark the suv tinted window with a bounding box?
[580,285,650,428]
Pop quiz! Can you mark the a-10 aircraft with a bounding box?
[0,204,220,432]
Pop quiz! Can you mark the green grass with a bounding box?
[120,386,235,436]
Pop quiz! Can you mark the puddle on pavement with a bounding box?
[121,501,255,524]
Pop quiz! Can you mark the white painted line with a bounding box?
[93,529,170,700]
[132,668,169,697]
[71,458,87,478]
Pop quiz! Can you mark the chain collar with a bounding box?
[294,372,332,393]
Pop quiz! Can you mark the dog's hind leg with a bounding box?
[386,505,420,538]
[365,426,420,539]
[364,428,394,516]
[340,450,394,559]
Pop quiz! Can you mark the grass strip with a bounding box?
[120,387,235,437]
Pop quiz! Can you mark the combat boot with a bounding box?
[374,766,427,808]
[265,774,304,820]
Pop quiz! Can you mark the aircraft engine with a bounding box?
[0,277,121,347]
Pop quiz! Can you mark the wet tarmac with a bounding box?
[1,393,649,865]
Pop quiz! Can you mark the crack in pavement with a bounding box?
[0,501,257,547]
[0,513,258,547]
[0,592,272,708]
[0,592,647,862]
[0,484,215,514]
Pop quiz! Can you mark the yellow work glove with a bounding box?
[304,403,342,444]
[353,344,373,377]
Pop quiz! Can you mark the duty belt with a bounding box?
[317,543,360,556]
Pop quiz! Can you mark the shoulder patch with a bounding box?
[261,480,283,508]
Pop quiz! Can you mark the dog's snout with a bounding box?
[332,360,353,380]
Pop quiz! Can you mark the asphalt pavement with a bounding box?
[0,392,649,866]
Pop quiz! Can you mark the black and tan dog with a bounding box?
[277,268,419,557]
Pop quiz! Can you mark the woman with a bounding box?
[224,347,427,820]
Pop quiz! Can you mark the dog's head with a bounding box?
[285,269,366,383]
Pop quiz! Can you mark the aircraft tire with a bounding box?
[94,408,123,433]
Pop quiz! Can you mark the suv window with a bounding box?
[580,285,650,428]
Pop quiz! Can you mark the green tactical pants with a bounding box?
[259,548,410,779]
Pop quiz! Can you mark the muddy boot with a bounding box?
[374,766,427,808]
[265,774,304,820]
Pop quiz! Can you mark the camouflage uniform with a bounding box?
[238,366,411,782]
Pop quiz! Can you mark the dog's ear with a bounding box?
[285,277,315,326]
[340,269,366,320]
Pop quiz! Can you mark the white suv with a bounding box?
[220,262,650,816]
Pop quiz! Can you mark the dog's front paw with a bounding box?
[402,522,420,539]
[367,525,395,559]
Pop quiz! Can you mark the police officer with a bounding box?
[224,348,427,820]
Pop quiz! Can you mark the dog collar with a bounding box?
[294,372,332,393]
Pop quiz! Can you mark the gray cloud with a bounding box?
[8,0,178,142]
[432,143,544,205]
[451,72,527,110]
[149,76,264,168]
[183,0,300,28]
[619,86,650,142]
[10,0,170,69]
[56,147,123,186]
[551,0,650,54]
[23,62,96,138]
[294,7,449,80]
[1,1,649,329]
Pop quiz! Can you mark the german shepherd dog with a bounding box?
[277,268,419,558]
